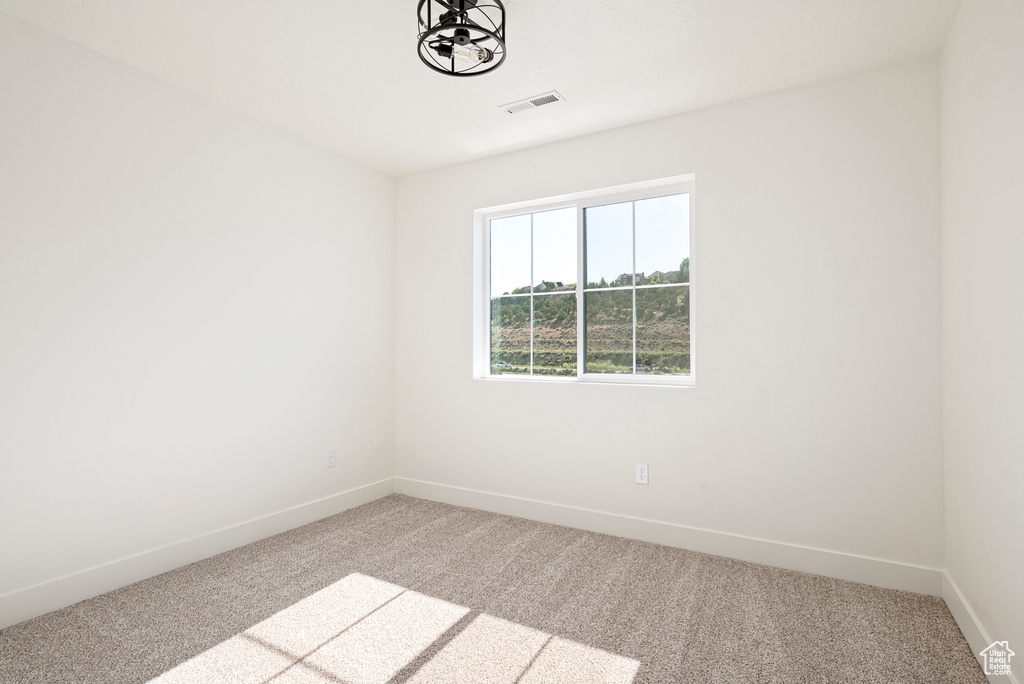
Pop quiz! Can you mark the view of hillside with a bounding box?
[491,284,690,376]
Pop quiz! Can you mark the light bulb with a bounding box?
[431,40,494,65]
[452,44,493,63]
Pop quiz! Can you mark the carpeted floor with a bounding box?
[0,494,985,683]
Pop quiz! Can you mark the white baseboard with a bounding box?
[394,477,943,596]
[0,478,395,630]
[5,476,1001,680]
[943,571,1021,684]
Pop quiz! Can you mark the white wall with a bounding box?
[395,59,944,579]
[0,12,395,616]
[941,0,1024,676]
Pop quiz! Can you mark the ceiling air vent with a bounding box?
[500,90,565,115]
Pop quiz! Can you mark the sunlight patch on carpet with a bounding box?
[147,573,639,683]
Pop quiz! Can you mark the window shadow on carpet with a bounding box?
[147,572,639,684]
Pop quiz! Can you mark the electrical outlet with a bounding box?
[636,463,649,485]
[326,448,337,468]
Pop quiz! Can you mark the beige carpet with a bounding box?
[0,494,985,683]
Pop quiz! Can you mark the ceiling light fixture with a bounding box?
[417,0,506,77]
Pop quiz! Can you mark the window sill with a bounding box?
[476,375,695,388]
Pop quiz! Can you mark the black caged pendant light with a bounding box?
[417,0,506,77]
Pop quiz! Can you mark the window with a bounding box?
[477,178,694,385]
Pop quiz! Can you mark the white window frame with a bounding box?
[473,175,696,387]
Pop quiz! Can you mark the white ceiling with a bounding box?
[0,0,963,177]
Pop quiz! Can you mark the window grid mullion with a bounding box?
[632,201,637,376]
[583,282,688,293]
[529,213,534,376]
[577,204,585,379]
